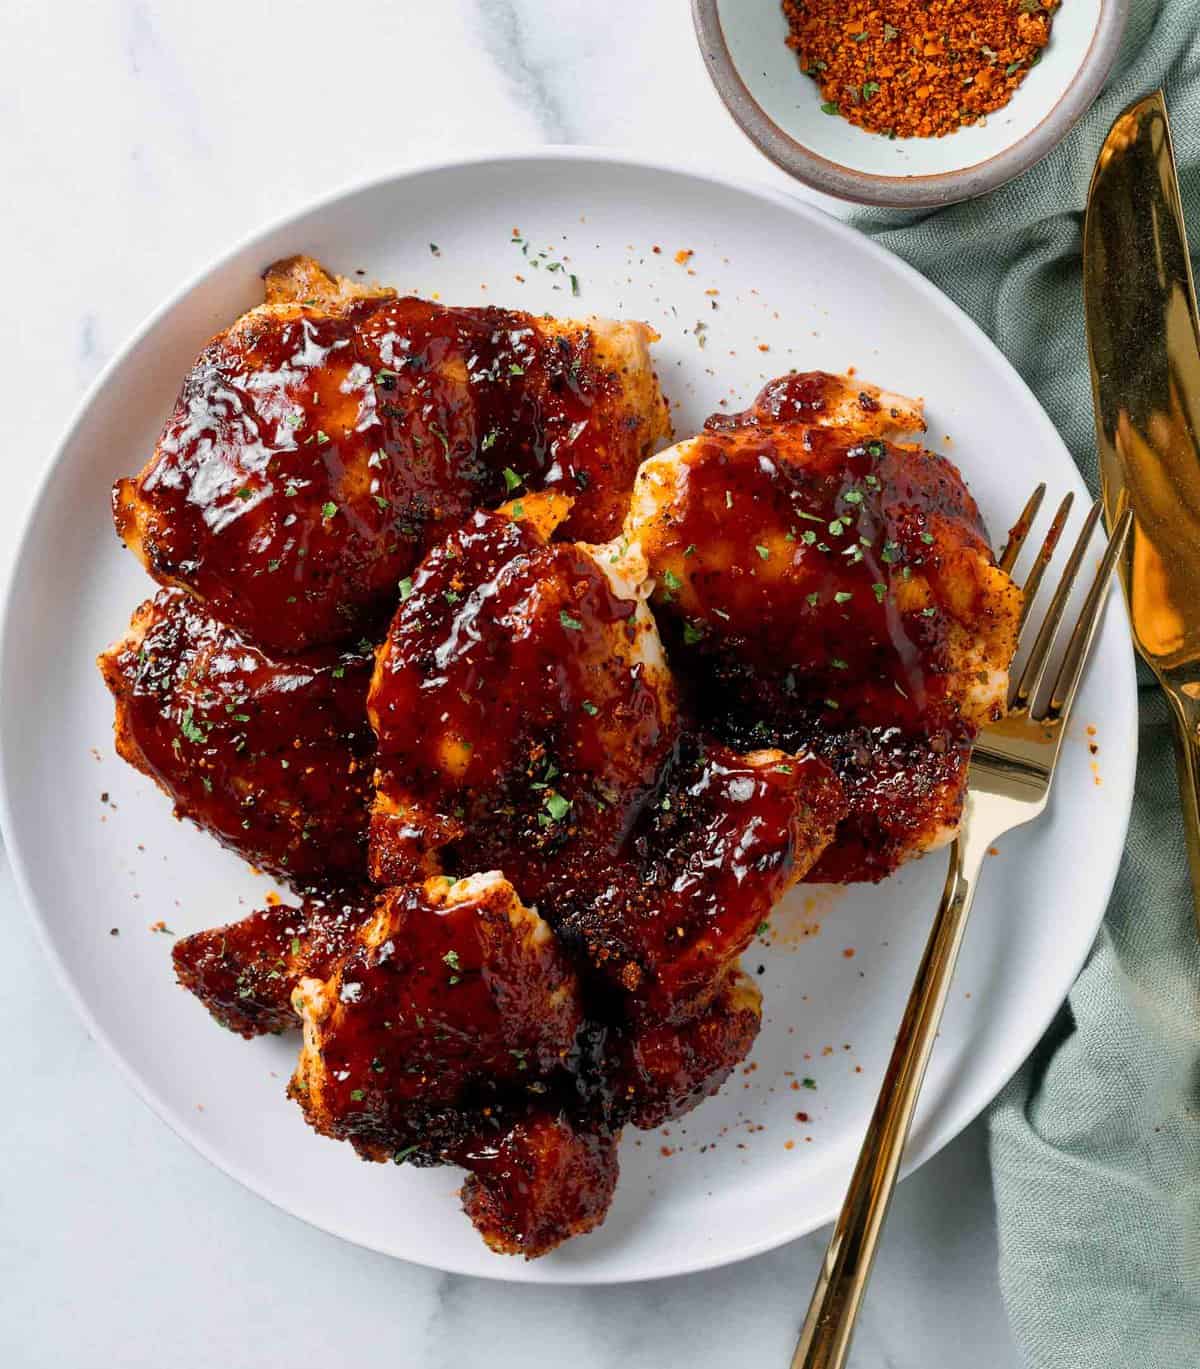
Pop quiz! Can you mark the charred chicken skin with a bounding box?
[112,256,669,653]
[626,371,1021,881]
[172,891,372,1038]
[98,588,375,884]
[459,1113,620,1258]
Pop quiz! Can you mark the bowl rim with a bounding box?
[692,0,1130,208]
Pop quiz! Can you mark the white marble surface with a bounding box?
[0,3,1022,1365]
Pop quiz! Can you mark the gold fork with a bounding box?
[790,489,1134,1369]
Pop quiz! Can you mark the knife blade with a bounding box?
[1083,90,1200,934]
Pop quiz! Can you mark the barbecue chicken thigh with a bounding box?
[289,873,582,1162]
[367,500,679,890]
[626,372,1022,881]
[112,255,669,653]
[173,890,372,1038]
[99,588,375,884]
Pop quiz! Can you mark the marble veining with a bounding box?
[475,0,573,142]
[0,2,1021,1365]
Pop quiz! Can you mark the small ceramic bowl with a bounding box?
[693,0,1128,208]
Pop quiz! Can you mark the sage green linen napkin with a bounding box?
[849,4,1200,1363]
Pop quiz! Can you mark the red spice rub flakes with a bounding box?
[782,0,1061,138]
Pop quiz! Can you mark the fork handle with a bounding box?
[790,806,992,1369]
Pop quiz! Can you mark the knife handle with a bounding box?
[1166,689,1200,937]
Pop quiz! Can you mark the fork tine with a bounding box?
[1017,491,1073,631]
[1011,499,1103,712]
[1042,509,1133,723]
[997,483,1046,575]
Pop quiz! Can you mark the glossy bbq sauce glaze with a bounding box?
[172,893,373,1038]
[114,293,664,653]
[288,877,583,1163]
[639,373,1010,881]
[99,588,375,884]
[368,508,678,893]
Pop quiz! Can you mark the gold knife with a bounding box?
[1083,90,1200,935]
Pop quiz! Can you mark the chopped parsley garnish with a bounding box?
[581,700,599,716]
[373,495,391,511]
[235,487,253,501]
[872,582,887,603]
[350,1089,365,1102]
[842,489,864,505]
[444,590,461,604]
[544,792,571,822]
[502,466,522,493]
[802,1076,817,1090]
[921,532,935,544]
[392,1146,420,1164]
[834,591,854,604]
[831,658,848,670]
[683,621,705,646]
[429,243,440,255]
[179,709,205,744]
[508,363,526,377]
[806,592,820,607]
[398,577,414,600]
[430,424,450,454]
[802,530,817,545]
[559,610,583,631]
[755,544,770,560]
[881,541,902,564]
[481,430,498,452]
[331,666,346,679]
[828,518,847,536]
[662,568,683,591]
[443,950,461,971]
[684,543,697,557]
[922,606,938,617]
[320,501,337,521]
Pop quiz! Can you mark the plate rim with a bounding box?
[0,145,1139,1284]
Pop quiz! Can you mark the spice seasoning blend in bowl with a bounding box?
[783,0,1061,140]
[693,0,1128,207]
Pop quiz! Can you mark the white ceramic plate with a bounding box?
[0,151,1136,1284]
